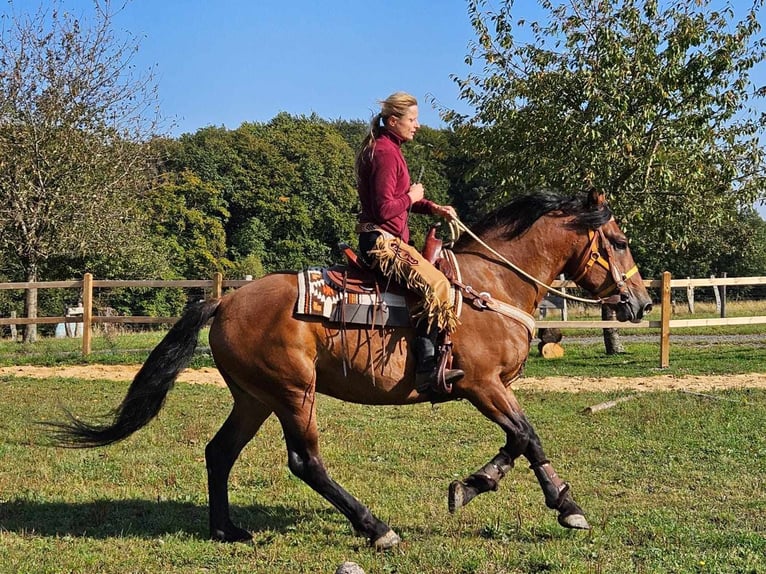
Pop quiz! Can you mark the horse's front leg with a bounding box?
[451,384,590,530]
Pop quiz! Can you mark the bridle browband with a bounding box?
[568,220,639,304]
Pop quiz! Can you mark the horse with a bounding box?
[50,189,653,550]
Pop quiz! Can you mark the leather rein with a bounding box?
[449,217,637,317]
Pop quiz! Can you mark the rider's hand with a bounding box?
[435,204,458,221]
[408,183,425,204]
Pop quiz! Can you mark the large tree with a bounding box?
[0,0,160,341]
[166,115,359,274]
[448,0,765,277]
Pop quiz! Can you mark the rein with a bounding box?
[450,217,633,306]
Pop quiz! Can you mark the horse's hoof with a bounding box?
[558,513,591,530]
[448,480,466,513]
[211,526,253,543]
[372,529,401,550]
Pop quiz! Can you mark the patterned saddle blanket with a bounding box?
[295,266,413,327]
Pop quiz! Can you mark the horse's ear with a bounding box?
[586,187,606,207]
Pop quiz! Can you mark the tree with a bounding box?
[0,0,160,341]
[145,167,232,279]
[447,0,765,278]
[166,115,358,274]
[231,114,358,271]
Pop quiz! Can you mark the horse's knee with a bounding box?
[287,450,305,477]
[503,416,533,457]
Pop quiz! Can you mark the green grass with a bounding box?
[1,377,764,573]
[0,330,212,368]
[523,340,766,378]
[3,328,766,379]
[2,297,766,372]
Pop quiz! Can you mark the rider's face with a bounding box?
[388,105,420,142]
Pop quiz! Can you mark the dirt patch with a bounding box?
[2,364,765,393]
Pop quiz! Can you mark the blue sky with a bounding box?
[5,1,765,213]
[109,0,483,135]
[8,0,762,138]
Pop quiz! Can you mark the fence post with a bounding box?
[711,274,721,315]
[9,311,17,340]
[686,277,694,313]
[82,272,93,357]
[720,272,727,318]
[660,271,671,368]
[559,274,568,321]
[213,272,223,299]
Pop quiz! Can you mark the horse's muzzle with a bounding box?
[610,291,652,323]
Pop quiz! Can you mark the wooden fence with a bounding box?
[2,272,765,367]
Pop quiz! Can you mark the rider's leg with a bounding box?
[414,322,464,393]
[357,231,380,267]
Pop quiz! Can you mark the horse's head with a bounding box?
[454,189,653,323]
[565,190,653,323]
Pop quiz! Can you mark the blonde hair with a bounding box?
[355,92,418,178]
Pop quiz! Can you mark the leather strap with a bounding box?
[449,275,536,336]
[570,223,639,302]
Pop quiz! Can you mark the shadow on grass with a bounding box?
[0,498,334,540]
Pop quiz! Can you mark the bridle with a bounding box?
[568,221,639,305]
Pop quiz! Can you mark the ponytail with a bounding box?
[354,113,385,180]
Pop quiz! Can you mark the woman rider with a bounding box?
[355,91,464,393]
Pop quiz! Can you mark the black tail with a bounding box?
[48,298,221,448]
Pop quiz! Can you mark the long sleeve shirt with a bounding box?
[357,130,435,244]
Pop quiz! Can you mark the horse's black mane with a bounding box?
[453,190,612,248]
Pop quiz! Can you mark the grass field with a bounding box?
[1,376,765,572]
[1,304,766,573]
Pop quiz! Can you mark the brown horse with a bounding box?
[51,189,652,549]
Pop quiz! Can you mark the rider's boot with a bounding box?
[414,327,464,394]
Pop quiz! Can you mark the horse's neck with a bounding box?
[454,222,573,311]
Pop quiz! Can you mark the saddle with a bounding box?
[295,226,460,328]
[294,225,464,395]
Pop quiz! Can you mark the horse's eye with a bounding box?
[612,238,628,250]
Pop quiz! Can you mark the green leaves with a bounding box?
[0,1,160,278]
[145,170,232,279]
[451,0,765,277]
[158,114,358,275]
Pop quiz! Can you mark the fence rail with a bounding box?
[2,272,765,366]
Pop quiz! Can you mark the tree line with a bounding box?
[1,0,764,339]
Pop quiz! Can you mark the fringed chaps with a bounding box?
[368,235,458,333]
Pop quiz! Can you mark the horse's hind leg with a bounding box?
[206,395,272,542]
[277,404,401,550]
[451,385,590,530]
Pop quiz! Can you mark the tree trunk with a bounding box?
[602,305,624,355]
[23,265,38,343]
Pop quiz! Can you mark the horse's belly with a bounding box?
[314,332,423,405]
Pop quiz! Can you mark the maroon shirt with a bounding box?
[357,130,436,244]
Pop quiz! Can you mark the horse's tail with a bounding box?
[48,298,221,448]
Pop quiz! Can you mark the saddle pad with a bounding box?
[295,267,411,327]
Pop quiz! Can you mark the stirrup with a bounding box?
[415,365,464,395]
